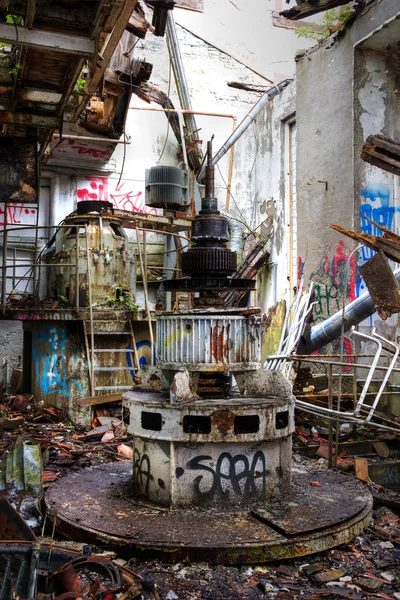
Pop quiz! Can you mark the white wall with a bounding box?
[175,0,318,82]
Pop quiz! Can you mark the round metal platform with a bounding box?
[45,462,373,564]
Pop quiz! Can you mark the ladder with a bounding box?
[83,318,140,396]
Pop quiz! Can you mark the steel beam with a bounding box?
[0,111,60,128]
[0,23,95,56]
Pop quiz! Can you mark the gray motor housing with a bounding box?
[145,165,188,208]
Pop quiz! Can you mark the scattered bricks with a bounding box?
[316,445,331,460]
[355,577,384,592]
[42,471,58,483]
[117,444,134,459]
[310,481,322,487]
[101,430,115,443]
[11,394,33,413]
[302,563,325,576]
[310,569,347,584]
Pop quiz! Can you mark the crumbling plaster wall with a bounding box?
[251,82,296,363]
[295,0,400,358]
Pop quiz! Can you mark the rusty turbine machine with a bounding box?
[45,142,373,563]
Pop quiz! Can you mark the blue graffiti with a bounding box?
[33,324,84,397]
[126,341,157,379]
[357,184,400,296]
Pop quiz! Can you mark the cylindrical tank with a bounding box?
[157,311,261,372]
[43,202,132,306]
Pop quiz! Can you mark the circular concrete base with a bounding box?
[45,462,373,564]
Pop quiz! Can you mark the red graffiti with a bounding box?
[0,202,37,227]
[332,240,356,302]
[52,138,110,159]
[76,177,157,216]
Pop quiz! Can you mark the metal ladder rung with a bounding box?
[94,367,135,372]
[92,332,130,335]
[94,386,133,391]
[92,349,136,353]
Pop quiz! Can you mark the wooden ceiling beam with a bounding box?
[0,22,95,56]
[280,0,350,20]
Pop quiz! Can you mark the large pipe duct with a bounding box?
[198,79,293,181]
[299,268,400,354]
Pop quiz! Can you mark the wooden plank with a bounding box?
[176,0,204,12]
[77,393,122,408]
[354,457,369,483]
[0,22,95,56]
[280,0,346,20]
[361,134,400,177]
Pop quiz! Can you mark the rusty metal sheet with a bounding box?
[0,497,37,542]
[0,138,38,203]
[359,251,400,319]
[252,469,369,536]
[45,461,373,564]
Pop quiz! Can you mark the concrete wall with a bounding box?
[295,0,400,352]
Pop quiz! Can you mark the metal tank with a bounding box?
[43,201,132,306]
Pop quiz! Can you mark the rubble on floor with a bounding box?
[1,391,400,599]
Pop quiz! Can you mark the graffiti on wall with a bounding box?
[184,451,270,502]
[33,324,85,398]
[76,177,157,216]
[357,183,399,295]
[51,137,111,161]
[307,240,357,324]
[0,202,37,227]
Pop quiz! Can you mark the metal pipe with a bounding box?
[166,12,200,158]
[220,211,242,257]
[299,268,400,354]
[129,106,237,120]
[52,134,130,145]
[199,79,293,180]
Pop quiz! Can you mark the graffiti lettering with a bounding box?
[51,138,110,159]
[313,283,339,322]
[185,451,270,501]
[76,177,158,216]
[0,202,37,227]
[357,184,400,295]
[134,448,153,495]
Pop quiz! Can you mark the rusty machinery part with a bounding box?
[76,200,113,215]
[164,138,253,293]
[157,313,261,372]
[191,215,230,241]
[44,461,373,564]
[181,247,237,277]
[145,165,189,209]
[163,276,255,292]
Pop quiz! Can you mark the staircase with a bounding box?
[83,319,139,395]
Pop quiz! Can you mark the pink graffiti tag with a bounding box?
[76,177,157,216]
[0,203,37,227]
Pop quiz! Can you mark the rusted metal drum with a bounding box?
[156,311,261,373]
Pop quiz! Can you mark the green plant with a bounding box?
[105,287,139,311]
[74,76,86,95]
[59,295,69,308]
[296,4,353,42]
[85,291,90,307]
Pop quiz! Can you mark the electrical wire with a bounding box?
[216,163,249,228]
[158,59,172,163]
